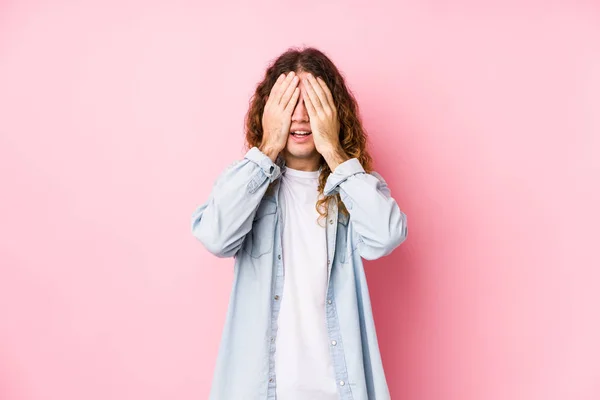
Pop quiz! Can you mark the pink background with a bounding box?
[1,1,599,399]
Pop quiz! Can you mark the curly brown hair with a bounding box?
[243,46,373,225]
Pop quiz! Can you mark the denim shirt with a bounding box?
[191,146,408,400]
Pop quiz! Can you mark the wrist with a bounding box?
[259,142,280,163]
[322,145,350,172]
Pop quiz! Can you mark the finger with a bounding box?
[303,77,323,113]
[276,71,297,106]
[266,73,286,107]
[280,74,299,108]
[301,84,317,117]
[284,87,300,114]
[306,74,327,111]
[316,76,335,110]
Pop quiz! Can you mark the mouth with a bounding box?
[290,130,312,137]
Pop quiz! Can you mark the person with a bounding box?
[191,46,408,400]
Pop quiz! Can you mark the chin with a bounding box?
[286,145,317,158]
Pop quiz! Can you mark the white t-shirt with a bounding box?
[275,166,338,400]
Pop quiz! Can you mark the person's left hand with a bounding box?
[301,73,341,155]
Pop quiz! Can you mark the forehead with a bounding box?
[294,70,311,80]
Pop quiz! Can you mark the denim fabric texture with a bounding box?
[191,146,408,399]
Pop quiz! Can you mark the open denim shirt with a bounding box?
[191,146,408,399]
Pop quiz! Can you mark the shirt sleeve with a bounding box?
[324,158,408,260]
[191,146,281,258]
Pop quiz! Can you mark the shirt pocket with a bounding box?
[243,199,277,258]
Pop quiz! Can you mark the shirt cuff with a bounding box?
[244,146,282,183]
[323,157,366,196]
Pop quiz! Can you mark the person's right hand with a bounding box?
[260,71,300,157]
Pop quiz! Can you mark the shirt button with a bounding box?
[339,380,345,386]
[269,378,274,383]
[327,299,332,304]
[329,219,333,224]
[274,295,279,300]
[331,340,337,346]
[327,260,330,265]
[278,254,281,259]
[271,337,275,343]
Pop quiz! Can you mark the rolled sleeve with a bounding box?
[244,146,282,183]
[324,158,366,196]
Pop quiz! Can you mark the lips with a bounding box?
[290,130,312,137]
[289,131,312,143]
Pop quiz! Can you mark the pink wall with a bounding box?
[1,1,598,399]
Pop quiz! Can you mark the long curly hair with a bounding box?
[243,46,373,225]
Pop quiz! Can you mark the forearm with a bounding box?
[191,146,282,257]
[324,158,408,260]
